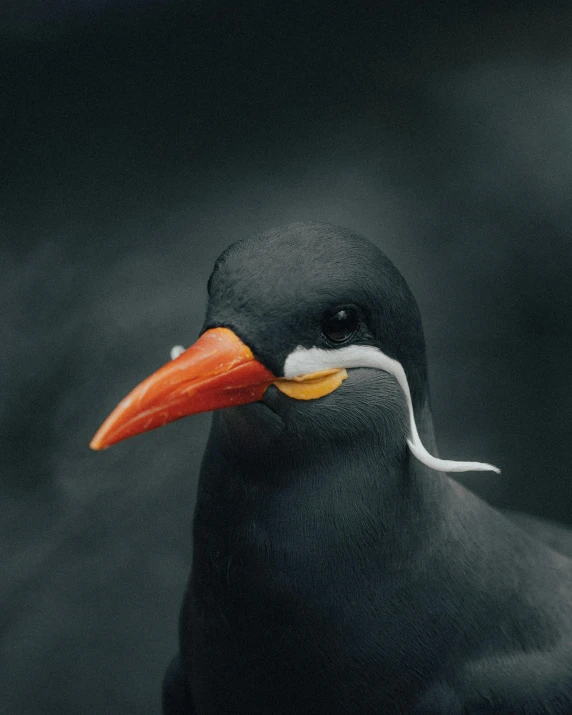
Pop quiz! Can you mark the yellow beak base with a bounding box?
[273,369,348,400]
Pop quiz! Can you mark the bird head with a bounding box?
[90,223,498,475]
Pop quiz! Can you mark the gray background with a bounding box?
[2,2,572,712]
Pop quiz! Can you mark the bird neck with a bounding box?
[194,399,447,565]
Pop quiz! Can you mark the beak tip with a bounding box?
[89,436,105,451]
[90,425,114,450]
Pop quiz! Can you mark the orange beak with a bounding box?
[89,327,276,450]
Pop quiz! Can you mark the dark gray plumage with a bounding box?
[163,223,572,714]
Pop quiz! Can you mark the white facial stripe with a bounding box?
[283,345,500,475]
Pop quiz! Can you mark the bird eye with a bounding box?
[321,307,359,344]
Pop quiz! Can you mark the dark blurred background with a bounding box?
[2,1,572,712]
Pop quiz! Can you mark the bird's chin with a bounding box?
[242,400,280,419]
[225,399,285,431]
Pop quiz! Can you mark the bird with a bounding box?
[90,222,572,714]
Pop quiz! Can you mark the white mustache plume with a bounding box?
[284,344,500,474]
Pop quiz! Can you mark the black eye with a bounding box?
[321,307,359,344]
